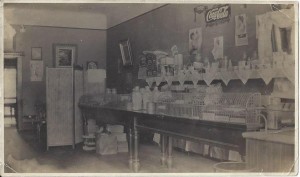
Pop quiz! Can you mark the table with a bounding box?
[79,102,249,172]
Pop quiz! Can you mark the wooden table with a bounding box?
[79,102,249,172]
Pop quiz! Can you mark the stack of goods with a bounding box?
[82,119,99,151]
[96,131,118,155]
[82,134,96,151]
[145,53,158,77]
[138,50,170,79]
[107,124,128,153]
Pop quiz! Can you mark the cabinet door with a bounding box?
[46,68,73,147]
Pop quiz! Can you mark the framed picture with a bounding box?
[53,44,77,68]
[31,47,42,60]
[119,39,133,66]
[86,61,98,69]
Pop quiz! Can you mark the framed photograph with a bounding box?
[86,61,98,69]
[31,47,42,60]
[119,39,133,66]
[53,44,77,68]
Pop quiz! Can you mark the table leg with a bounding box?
[167,136,173,169]
[160,134,167,166]
[132,116,140,172]
[128,127,134,170]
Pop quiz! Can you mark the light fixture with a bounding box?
[20,25,26,33]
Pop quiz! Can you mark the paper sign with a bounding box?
[30,60,43,81]
[235,14,248,46]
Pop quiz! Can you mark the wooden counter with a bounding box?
[242,128,295,173]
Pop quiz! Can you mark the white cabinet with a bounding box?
[46,68,83,149]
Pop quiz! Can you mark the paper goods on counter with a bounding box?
[96,133,118,155]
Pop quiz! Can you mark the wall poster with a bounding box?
[205,4,231,27]
[211,36,224,60]
[235,14,248,46]
[30,60,44,81]
[189,27,202,55]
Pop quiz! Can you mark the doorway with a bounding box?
[4,58,17,128]
[4,53,23,130]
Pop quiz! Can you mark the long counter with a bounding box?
[79,102,251,172]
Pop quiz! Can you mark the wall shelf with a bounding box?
[144,66,294,86]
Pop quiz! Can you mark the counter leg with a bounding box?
[132,116,140,172]
[167,136,173,169]
[128,128,134,170]
[160,134,167,166]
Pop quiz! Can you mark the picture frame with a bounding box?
[53,44,77,68]
[119,39,133,66]
[86,61,98,70]
[31,47,42,60]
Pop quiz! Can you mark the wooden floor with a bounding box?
[4,127,217,173]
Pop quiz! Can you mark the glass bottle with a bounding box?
[132,86,142,110]
[142,86,151,110]
[152,86,160,102]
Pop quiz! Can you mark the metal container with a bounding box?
[267,109,281,130]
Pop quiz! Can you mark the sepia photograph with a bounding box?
[1,1,298,176]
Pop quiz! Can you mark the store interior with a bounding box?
[2,3,296,174]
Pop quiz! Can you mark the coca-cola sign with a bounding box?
[205,5,231,26]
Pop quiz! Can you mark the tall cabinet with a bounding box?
[46,68,83,149]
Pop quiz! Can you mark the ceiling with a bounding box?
[4,3,166,29]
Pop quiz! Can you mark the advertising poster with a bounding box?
[235,14,248,46]
[189,27,202,55]
[211,36,224,60]
[30,60,44,81]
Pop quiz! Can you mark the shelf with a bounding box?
[145,67,294,86]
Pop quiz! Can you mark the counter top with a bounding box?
[242,128,295,145]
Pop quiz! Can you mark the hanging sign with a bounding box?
[205,4,231,26]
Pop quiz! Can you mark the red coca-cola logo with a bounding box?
[205,5,231,24]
